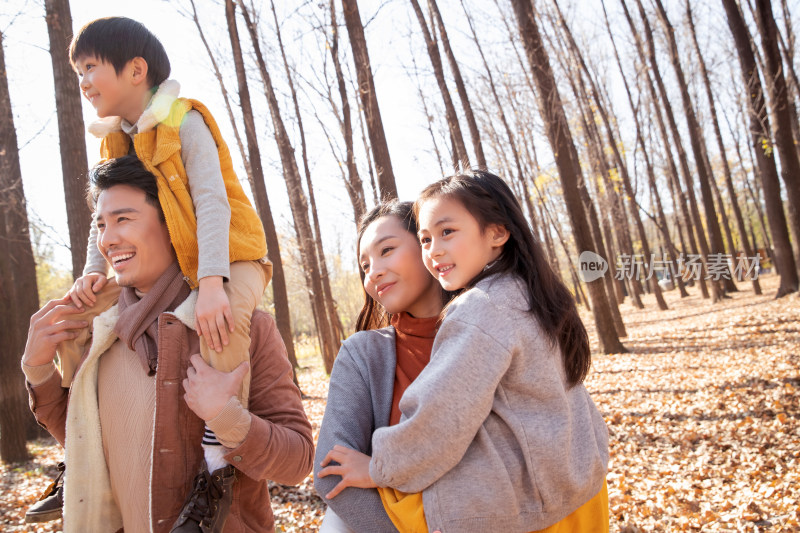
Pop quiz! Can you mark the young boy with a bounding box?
[26,17,272,533]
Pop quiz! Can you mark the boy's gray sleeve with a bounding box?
[83,218,109,276]
[314,344,398,533]
[179,110,230,280]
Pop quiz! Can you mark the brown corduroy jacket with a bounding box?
[27,305,313,533]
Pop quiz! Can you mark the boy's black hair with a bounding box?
[70,17,170,87]
[87,155,164,222]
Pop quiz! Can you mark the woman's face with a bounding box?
[359,215,443,318]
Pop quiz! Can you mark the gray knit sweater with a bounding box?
[369,273,609,532]
[314,327,399,532]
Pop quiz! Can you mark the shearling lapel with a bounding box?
[62,291,198,533]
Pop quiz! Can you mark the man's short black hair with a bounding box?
[88,156,164,222]
[70,17,170,88]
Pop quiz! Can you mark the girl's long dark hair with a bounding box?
[415,170,591,386]
[354,201,426,331]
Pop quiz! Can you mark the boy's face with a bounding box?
[74,55,137,119]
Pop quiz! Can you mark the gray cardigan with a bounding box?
[369,273,609,532]
[314,328,399,532]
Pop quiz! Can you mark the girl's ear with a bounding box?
[487,224,510,248]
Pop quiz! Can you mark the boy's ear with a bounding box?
[128,57,149,87]
[487,224,510,248]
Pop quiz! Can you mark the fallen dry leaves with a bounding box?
[2,274,797,532]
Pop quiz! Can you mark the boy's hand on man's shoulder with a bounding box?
[67,272,108,308]
[196,276,234,353]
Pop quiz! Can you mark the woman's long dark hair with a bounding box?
[414,170,591,386]
[354,201,424,332]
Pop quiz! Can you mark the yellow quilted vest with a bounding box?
[100,98,267,288]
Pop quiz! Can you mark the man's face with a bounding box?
[95,185,175,293]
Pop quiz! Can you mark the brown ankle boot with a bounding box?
[25,462,65,523]
[170,463,236,533]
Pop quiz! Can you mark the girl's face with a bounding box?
[417,195,508,291]
[359,216,443,318]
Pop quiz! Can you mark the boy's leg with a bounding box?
[172,262,266,533]
[197,260,267,408]
[57,279,121,387]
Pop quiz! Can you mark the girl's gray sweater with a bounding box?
[369,273,609,532]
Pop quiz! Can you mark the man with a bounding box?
[22,156,314,533]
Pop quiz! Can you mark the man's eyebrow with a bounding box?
[95,208,139,221]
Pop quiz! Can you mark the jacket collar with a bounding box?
[62,287,196,532]
[87,79,181,138]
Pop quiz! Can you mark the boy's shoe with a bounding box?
[25,462,65,523]
[170,462,236,533]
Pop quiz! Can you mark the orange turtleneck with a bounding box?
[389,312,438,426]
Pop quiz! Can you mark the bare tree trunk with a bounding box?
[602,1,686,293]
[723,105,773,256]
[411,56,447,177]
[510,0,625,353]
[353,90,379,205]
[648,0,729,300]
[776,0,800,164]
[237,0,340,371]
[340,0,397,200]
[685,0,760,294]
[544,22,629,310]
[45,0,91,280]
[722,0,799,296]
[270,0,344,345]
[329,0,367,223]
[429,0,485,167]
[461,0,536,228]
[532,176,589,310]
[0,32,39,462]
[619,0,713,299]
[754,0,800,269]
[224,0,298,374]
[188,0,253,186]
[553,2,668,309]
[408,0,469,167]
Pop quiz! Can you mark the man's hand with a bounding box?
[182,354,248,421]
[23,296,88,367]
[67,272,108,309]
[195,276,234,353]
[317,445,377,499]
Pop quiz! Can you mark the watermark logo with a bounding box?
[579,251,608,282]
[576,252,763,282]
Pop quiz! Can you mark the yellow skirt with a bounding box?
[378,479,609,533]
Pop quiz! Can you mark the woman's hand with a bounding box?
[317,445,377,499]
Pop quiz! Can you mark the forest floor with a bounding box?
[1,273,798,532]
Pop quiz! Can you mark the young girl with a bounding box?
[314,201,449,532]
[319,171,609,532]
